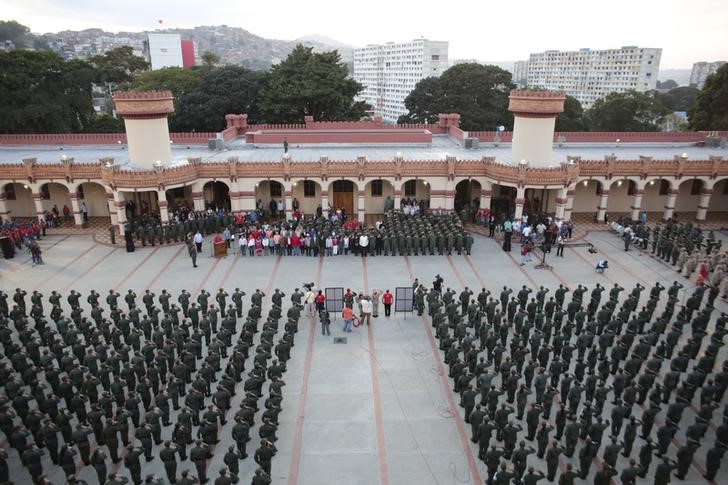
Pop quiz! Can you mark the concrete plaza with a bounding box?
[1,229,726,485]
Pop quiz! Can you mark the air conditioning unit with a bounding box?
[208,138,224,151]
[463,137,480,149]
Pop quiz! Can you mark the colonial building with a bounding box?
[1,90,727,231]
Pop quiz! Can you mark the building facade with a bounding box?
[512,60,529,88]
[1,91,727,231]
[527,46,661,108]
[689,61,725,89]
[145,33,184,70]
[353,39,449,123]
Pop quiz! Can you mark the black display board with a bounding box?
[325,287,344,315]
[395,287,414,317]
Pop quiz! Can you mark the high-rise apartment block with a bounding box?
[353,39,449,123]
[690,61,725,89]
[145,33,184,70]
[526,46,661,108]
[512,60,529,87]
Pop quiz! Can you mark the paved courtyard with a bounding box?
[1,229,727,485]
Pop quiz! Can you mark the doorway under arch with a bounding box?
[454,179,481,217]
[330,180,356,218]
[203,181,230,212]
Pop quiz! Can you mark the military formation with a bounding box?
[616,217,728,299]
[120,208,474,258]
[0,286,304,484]
[418,267,727,484]
[126,212,238,247]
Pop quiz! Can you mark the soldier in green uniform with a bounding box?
[138,224,146,246]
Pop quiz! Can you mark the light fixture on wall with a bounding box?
[617,180,623,186]
[583,180,588,186]
[649,180,655,185]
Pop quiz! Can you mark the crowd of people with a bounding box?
[0,285,302,484]
[125,205,473,260]
[415,260,727,484]
[0,218,44,261]
[612,217,728,299]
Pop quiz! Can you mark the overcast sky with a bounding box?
[4,0,727,68]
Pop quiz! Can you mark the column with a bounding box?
[69,193,84,226]
[284,190,293,219]
[696,188,713,222]
[554,188,568,220]
[321,191,329,214]
[630,189,644,221]
[112,191,127,232]
[597,190,609,223]
[32,192,44,222]
[0,194,10,222]
[157,190,169,223]
[480,188,492,213]
[393,189,402,210]
[514,187,526,220]
[107,193,118,226]
[663,189,678,221]
[444,179,455,211]
[563,189,575,221]
[192,191,205,212]
[357,190,365,222]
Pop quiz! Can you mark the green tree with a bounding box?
[585,90,668,131]
[90,46,149,87]
[397,77,444,124]
[174,66,268,131]
[131,67,204,130]
[261,44,368,123]
[83,114,125,133]
[656,79,678,90]
[398,63,515,130]
[0,50,96,133]
[200,51,220,69]
[555,95,588,131]
[656,86,699,112]
[688,63,728,130]
[0,20,30,47]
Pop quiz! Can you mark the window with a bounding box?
[4,184,16,200]
[431,55,439,60]
[690,179,703,196]
[404,180,417,197]
[270,182,282,198]
[370,180,383,197]
[40,185,51,200]
[303,180,316,198]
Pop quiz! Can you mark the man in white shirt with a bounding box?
[361,297,373,326]
[193,231,203,253]
[359,234,369,258]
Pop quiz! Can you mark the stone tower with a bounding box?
[113,91,175,170]
[508,90,566,167]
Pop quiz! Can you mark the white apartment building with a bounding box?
[353,39,449,123]
[526,46,661,108]
[690,61,725,89]
[145,33,183,70]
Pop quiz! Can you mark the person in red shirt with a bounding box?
[314,290,326,314]
[382,290,394,317]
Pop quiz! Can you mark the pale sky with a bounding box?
[3,0,727,68]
